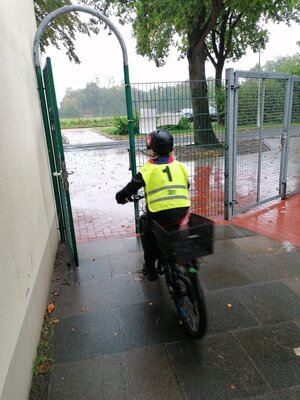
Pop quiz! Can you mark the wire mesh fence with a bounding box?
[129,72,299,220]
[130,80,226,217]
[230,71,300,215]
[234,75,286,211]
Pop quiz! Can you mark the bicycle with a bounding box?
[131,194,214,339]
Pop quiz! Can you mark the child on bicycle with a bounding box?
[115,130,190,281]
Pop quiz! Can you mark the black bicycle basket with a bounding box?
[152,213,214,261]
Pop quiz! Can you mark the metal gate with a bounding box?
[36,57,79,266]
[225,69,300,219]
[34,5,136,257]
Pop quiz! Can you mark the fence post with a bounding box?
[224,68,235,220]
[279,75,293,199]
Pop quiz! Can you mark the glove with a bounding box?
[116,190,128,204]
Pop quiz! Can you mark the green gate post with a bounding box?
[35,65,65,241]
[124,64,140,232]
[43,58,79,267]
[34,4,141,243]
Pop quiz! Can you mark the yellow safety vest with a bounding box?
[139,160,190,212]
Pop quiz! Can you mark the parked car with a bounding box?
[180,106,218,123]
[180,108,193,122]
[209,105,217,121]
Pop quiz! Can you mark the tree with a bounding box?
[264,54,300,76]
[205,2,300,122]
[34,0,108,64]
[34,0,224,144]
[105,0,300,144]
[130,0,224,144]
[264,54,300,123]
[35,0,300,144]
[205,6,268,123]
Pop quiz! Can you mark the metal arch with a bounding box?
[33,4,140,233]
[33,4,128,68]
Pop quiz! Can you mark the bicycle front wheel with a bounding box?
[174,270,207,338]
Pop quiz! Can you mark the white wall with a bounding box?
[0,1,59,399]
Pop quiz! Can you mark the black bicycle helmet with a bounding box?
[146,130,174,155]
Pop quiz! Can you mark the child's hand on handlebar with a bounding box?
[115,190,129,205]
[116,191,143,205]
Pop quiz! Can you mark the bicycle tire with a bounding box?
[173,269,207,338]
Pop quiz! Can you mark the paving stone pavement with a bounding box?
[47,224,300,400]
[49,129,300,398]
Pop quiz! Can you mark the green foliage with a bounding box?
[35,0,300,82]
[113,112,139,135]
[113,115,129,135]
[29,313,56,399]
[264,54,300,76]
[236,79,291,126]
[177,117,191,131]
[60,116,115,129]
[59,80,211,119]
[215,84,226,123]
[34,0,112,63]
[59,82,126,118]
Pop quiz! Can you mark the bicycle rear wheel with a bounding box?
[174,268,207,338]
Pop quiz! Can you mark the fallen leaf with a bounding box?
[47,303,55,314]
[230,384,237,390]
[36,361,51,374]
[294,347,300,356]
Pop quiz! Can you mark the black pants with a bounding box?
[142,218,158,271]
[141,207,189,272]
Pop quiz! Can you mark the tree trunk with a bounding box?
[188,44,219,145]
[215,59,225,125]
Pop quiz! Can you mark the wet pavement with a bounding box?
[231,194,300,249]
[63,128,300,247]
[48,223,300,400]
[46,128,300,400]
[64,129,136,242]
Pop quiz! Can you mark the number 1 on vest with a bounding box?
[162,166,173,182]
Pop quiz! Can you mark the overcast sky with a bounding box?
[42,18,300,104]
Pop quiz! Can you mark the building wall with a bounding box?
[0,1,59,399]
